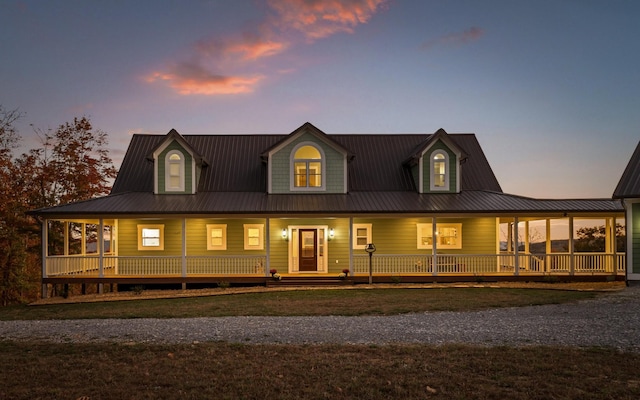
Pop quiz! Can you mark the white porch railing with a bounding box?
[45,253,625,277]
[352,253,626,275]
[45,255,267,277]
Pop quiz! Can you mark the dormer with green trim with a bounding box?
[262,122,352,194]
[151,129,208,194]
[406,128,466,194]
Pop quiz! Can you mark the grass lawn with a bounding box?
[0,287,603,320]
[1,341,639,399]
[1,287,633,399]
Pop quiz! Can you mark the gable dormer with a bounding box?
[407,129,466,194]
[262,122,352,194]
[151,129,207,194]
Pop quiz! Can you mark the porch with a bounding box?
[43,252,626,278]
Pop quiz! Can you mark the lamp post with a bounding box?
[364,243,376,285]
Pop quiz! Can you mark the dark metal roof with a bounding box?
[613,140,640,198]
[33,126,621,218]
[33,190,623,217]
[111,131,502,194]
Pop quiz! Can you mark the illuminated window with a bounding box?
[165,150,185,191]
[352,223,372,250]
[206,224,227,250]
[244,224,264,250]
[417,223,462,249]
[430,151,449,191]
[137,224,164,250]
[291,144,324,190]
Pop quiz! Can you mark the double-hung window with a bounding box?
[417,223,462,249]
[138,224,164,250]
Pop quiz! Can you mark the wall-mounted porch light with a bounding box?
[329,228,335,240]
[282,228,288,240]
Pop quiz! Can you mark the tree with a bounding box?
[0,106,38,305]
[574,224,626,253]
[0,110,118,304]
[30,116,117,208]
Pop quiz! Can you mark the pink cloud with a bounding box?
[146,63,264,95]
[146,1,388,96]
[421,27,485,50]
[268,0,387,39]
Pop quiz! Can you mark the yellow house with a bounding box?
[32,123,625,296]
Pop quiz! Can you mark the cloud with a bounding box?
[267,0,388,40]
[146,63,264,95]
[147,1,387,96]
[421,27,484,50]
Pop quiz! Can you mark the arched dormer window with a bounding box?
[291,143,325,190]
[430,151,449,191]
[165,150,185,192]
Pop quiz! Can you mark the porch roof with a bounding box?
[31,190,623,218]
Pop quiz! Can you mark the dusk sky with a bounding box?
[2,0,639,199]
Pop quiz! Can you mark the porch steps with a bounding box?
[266,277,355,287]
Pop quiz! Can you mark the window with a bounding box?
[206,224,227,250]
[137,224,164,250]
[352,223,372,250]
[430,151,449,191]
[244,224,264,250]
[291,144,324,190]
[417,223,462,249]
[165,150,185,192]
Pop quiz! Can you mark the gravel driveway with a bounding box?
[2,287,639,351]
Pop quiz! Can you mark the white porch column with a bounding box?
[98,219,104,278]
[514,217,519,276]
[349,217,353,275]
[545,218,551,273]
[569,216,575,275]
[524,221,530,254]
[41,219,48,299]
[432,216,438,276]
[181,218,187,279]
[265,218,270,276]
[64,221,69,256]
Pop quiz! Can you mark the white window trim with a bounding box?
[417,223,462,249]
[430,150,450,191]
[290,142,326,192]
[244,224,264,250]
[206,224,227,251]
[165,150,185,192]
[137,224,165,251]
[352,223,372,250]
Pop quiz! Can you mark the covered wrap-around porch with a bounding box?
[41,213,626,290]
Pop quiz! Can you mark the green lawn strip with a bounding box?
[1,341,638,400]
[0,288,600,320]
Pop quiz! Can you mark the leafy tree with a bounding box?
[574,224,626,253]
[0,107,38,305]
[0,110,118,304]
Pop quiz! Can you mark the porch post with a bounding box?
[524,221,530,254]
[265,218,270,275]
[432,216,438,276]
[612,217,618,275]
[41,219,48,299]
[98,219,104,278]
[569,216,575,275]
[181,218,187,285]
[349,217,353,275]
[514,217,519,276]
[98,218,104,294]
[64,221,69,256]
[545,219,551,273]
